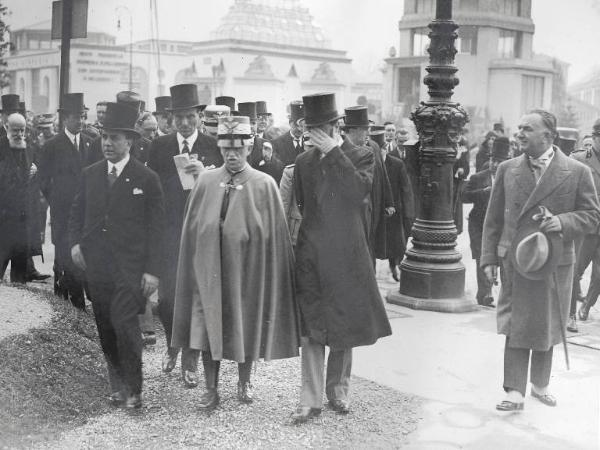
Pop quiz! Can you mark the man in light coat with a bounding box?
[481,109,600,411]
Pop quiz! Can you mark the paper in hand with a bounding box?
[173,153,197,190]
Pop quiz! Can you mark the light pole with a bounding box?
[387,0,473,312]
[116,5,133,91]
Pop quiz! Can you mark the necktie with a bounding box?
[530,159,546,183]
[108,165,118,188]
[73,135,79,152]
[220,177,235,226]
[294,139,300,152]
[182,140,189,154]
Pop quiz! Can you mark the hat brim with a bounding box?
[304,113,345,128]
[341,123,370,130]
[102,126,141,138]
[165,104,206,112]
[511,223,563,280]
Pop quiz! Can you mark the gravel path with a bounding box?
[33,316,421,449]
[0,285,53,341]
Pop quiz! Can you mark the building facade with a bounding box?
[382,0,566,136]
[5,0,381,124]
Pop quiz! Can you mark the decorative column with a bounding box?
[387,0,474,312]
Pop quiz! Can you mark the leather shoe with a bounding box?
[478,297,495,308]
[125,393,142,409]
[290,406,322,424]
[161,349,178,373]
[495,400,524,411]
[391,266,400,282]
[237,381,254,403]
[578,303,590,321]
[328,399,350,414]
[183,370,199,388]
[26,270,51,281]
[531,390,557,407]
[109,391,125,406]
[567,315,578,333]
[198,389,220,411]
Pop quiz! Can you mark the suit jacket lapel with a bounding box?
[108,159,134,209]
[519,148,570,220]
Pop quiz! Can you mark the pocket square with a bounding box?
[133,188,144,195]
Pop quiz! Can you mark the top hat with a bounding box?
[58,93,88,113]
[217,116,253,147]
[237,102,257,121]
[369,125,386,147]
[167,84,204,111]
[102,102,141,138]
[36,113,56,128]
[203,105,231,124]
[492,136,510,161]
[302,93,344,127]
[511,213,563,280]
[289,101,304,124]
[215,96,236,112]
[18,101,27,114]
[1,94,20,114]
[343,106,370,129]
[493,122,505,133]
[256,101,269,116]
[153,96,172,115]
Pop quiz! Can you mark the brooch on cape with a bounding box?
[220,181,244,194]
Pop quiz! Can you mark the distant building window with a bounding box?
[500,0,521,15]
[40,40,50,49]
[594,88,600,108]
[415,0,435,14]
[397,66,421,112]
[583,89,592,104]
[412,27,429,57]
[203,57,212,64]
[521,75,544,113]
[498,29,521,58]
[29,39,39,50]
[457,26,478,55]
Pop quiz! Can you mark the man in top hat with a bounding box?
[290,93,392,423]
[481,109,600,411]
[38,93,97,309]
[342,106,394,264]
[202,105,230,139]
[0,113,42,283]
[571,118,600,324]
[0,94,22,137]
[255,101,270,139]
[172,114,299,410]
[215,96,236,114]
[69,101,165,409]
[153,96,173,137]
[493,122,505,137]
[147,83,223,387]
[272,101,305,166]
[370,125,414,282]
[463,136,510,307]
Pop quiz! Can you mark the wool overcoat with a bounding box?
[171,166,300,363]
[294,141,392,350]
[481,149,600,351]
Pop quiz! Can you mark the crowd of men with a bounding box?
[1,82,599,418]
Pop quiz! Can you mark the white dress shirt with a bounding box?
[107,154,130,178]
[176,129,198,154]
[65,128,80,150]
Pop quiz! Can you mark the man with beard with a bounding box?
[463,136,510,307]
[38,93,96,309]
[290,93,391,423]
[147,83,223,387]
[69,102,165,409]
[0,113,41,283]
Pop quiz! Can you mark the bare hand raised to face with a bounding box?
[308,128,337,154]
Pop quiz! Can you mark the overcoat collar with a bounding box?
[586,149,600,178]
[517,146,570,221]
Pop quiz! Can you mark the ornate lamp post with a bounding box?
[387,0,473,312]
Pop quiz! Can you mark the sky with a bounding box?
[4,0,600,84]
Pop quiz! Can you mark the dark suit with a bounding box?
[378,154,414,262]
[0,140,40,282]
[147,132,222,354]
[248,136,284,184]
[68,157,165,396]
[38,131,96,308]
[272,132,304,166]
[462,168,494,302]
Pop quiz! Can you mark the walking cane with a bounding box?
[551,266,570,370]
